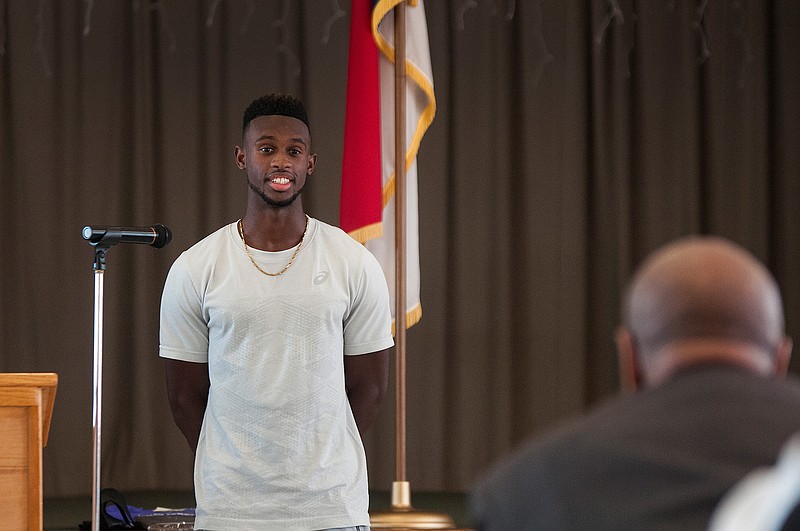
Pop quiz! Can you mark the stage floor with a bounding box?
[44,490,472,530]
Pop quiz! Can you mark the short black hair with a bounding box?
[242,93,310,134]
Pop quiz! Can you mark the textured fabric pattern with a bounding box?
[160,218,393,530]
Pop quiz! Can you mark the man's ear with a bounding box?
[235,146,246,170]
[615,327,643,392]
[774,336,793,376]
[307,153,317,175]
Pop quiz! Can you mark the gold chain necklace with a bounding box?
[237,216,309,277]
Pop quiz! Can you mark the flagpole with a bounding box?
[369,2,458,528]
[393,0,409,490]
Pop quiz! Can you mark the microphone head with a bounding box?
[152,224,172,248]
[82,225,104,243]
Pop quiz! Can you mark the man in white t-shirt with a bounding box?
[159,93,394,531]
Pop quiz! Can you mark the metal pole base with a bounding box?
[369,482,459,530]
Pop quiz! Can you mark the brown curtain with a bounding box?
[1,0,798,497]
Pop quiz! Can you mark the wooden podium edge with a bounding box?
[0,372,58,446]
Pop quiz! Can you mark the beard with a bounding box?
[248,178,304,208]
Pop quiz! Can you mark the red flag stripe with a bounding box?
[340,0,383,242]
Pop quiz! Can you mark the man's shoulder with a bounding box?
[666,364,800,406]
[310,218,375,259]
[311,218,360,244]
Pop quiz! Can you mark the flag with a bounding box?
[340,0,436,330]
[340,0,382,243]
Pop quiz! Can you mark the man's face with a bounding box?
[235,114,316,208]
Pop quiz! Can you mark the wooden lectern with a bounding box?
[0,373,58,531]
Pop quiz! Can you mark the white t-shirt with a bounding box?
[159,217,394,531]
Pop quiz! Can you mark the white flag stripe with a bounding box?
[370,0,433,328]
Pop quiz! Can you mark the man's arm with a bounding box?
[164,358,210,453]
[344,348,391,436]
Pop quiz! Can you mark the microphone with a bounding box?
[82,224,172,249]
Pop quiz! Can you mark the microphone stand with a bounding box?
[83,225,171,530]
[90,243,109,531]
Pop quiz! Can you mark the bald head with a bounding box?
[619,236,790,386]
